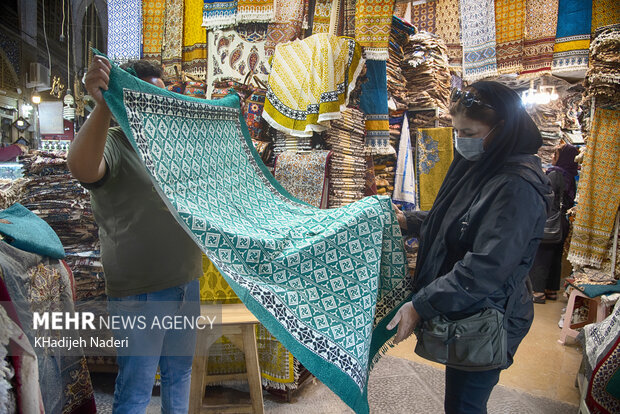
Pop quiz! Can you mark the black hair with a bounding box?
[119,60,164,80]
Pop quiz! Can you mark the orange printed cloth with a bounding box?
[495,0,526,75]
[355,0,396,60]
[568,109,620,268]
[521,0,559,77]
[142,0,165,62]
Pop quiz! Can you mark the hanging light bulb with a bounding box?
[63,89,75,120]
[32,93,41,104]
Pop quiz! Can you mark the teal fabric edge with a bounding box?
[222,266,371,414]
[96,50,384,413]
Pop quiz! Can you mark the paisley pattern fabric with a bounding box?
[101,58,412,414]
[312,0,333,34]
[206,28,270,98]
[263,34,364,137]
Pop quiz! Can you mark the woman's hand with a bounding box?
[387,302,420,344]
[392,203,407,231]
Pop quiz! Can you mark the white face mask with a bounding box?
[454,126,496,161]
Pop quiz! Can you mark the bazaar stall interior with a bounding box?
[0,0,619,412]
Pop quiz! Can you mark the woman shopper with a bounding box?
[389,81,552,414]
[530,143,579,303]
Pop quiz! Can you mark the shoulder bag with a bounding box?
[414,289,516,371]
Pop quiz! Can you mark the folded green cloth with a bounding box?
[573,280,620,298]
[0,203,65,259]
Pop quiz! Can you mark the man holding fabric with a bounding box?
[67,56,202,413]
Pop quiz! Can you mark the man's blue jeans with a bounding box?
[107,279,200,413]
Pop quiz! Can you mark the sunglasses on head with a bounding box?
[450,88,495,110]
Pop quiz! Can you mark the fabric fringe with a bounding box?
[364,49,390,61]
[236,10,274,23]
[369,339,396,371]
[202,16,238,29]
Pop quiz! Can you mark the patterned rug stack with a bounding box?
[325,108,367,208]
[19,151,105,300]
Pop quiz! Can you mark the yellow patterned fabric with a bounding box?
[495,0,526,74]
[162,0,184,76]
[568,109,620,268]
[416,127,454,211]
[200,254,240,303]
[521,0,558,77]
[354,0,396,60]
[183,0,208,76]
[312,0,333,34]
[237,0,274,23]
[263,33,364,137]
[143,0,165,62]
[199,254,297,388]
[435,0,463,70]
[592,0,620,31]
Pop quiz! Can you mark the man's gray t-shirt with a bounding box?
[83,127,202,297]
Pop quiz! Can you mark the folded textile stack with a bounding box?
[561,84,586,131]
[584,25,620,110]
[0,178,27,210]
[388,17,416,110]
[325,108,367,208]
[401,32,451,113]
[20,151,105,300]
[374,155,396,197]
[526,101,563,164]
[271,128,313,156]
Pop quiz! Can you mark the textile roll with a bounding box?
[355,0,396,60]
[520,0,559,78]
[416,127,454,211]
[101,58,412,414]
[592,0,620,32]
[568,108,620,268]
[274,150,332,209]
[435,0,462,70]
[142,0,165,63]
[392,115,416,211]
[183,0,208,77]
[494,0,525,75]
[206,27,270,98]
[263,33,364,137]
[107,0,142,62]
[552,0,593,76]
[162,0,184,77]
[460,0,498,82]
[236,0,274,23]
[202,0,238,29]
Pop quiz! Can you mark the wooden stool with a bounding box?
[189,303,264,413]
[558,288,611,345]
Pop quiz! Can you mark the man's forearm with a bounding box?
[67,105,111,183]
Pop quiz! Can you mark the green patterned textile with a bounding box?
[100,54,411,414]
